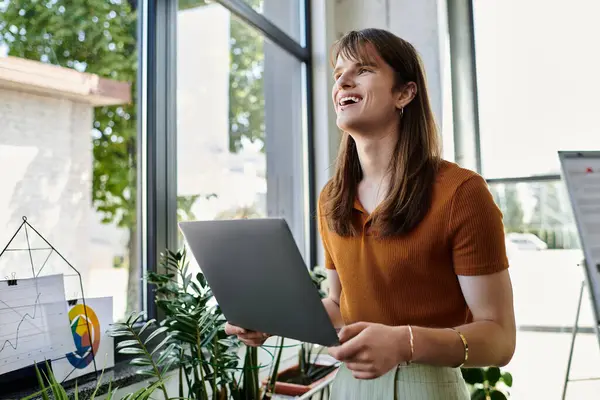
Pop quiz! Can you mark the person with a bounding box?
[226,28,516,399]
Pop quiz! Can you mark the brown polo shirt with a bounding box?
[318,160,509,328]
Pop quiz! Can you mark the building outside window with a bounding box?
[0,0,140,323]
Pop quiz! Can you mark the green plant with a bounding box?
[262,267,338,394]
[290,268,338,384]
[461,366,513,400]
[111,247,262,400]
[108,312,174,400]
[22,361,162,400]
[148,248,246,399]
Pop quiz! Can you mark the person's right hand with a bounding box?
[224,322,271,347]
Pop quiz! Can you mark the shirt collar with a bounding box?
[353,197,366,213]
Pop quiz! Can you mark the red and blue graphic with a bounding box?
[65,304,101,369]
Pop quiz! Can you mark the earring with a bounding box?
[399,107,404,118]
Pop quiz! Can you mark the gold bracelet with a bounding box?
[407,325,414,364]
[449,328,468,368]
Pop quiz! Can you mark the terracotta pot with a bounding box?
[262,363,338,397]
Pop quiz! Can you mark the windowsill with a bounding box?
[0,361,148,400]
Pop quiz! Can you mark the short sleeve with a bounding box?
[449,175,509,276]
[317,192,336,270]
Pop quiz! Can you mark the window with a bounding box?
[472,2,600,395]
[487,180,600,397]
[473,0,600,178]
[176,1,309,271]
[239,0,302,42]
[0,0,139,323]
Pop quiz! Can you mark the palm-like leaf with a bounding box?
[107,317,171,399]
[146,247,256,399]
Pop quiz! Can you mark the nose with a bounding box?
[336,72,355,90]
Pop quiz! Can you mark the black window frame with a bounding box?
[142,0,316,324]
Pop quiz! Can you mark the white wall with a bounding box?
[0,89,93,298]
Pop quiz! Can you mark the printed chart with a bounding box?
[0,274,75,375]
[560,151,600,326]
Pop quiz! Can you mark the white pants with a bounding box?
[330,363,470,400]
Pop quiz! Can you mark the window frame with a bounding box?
[142,0,317,323]
[459,0,586,334]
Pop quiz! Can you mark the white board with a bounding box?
[0,274,76,375]
[559,151,600,329]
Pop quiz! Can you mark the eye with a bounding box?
[358,67,371,75]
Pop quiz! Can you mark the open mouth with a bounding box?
[338,96,363,107]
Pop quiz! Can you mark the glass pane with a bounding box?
[489,180,600,397]
[179,0,302,43]
[0,1,139,323]
[473,0,600,178]
[176,4,306,257]
[490,180,589,323]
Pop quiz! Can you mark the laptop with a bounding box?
[178,218,340,347]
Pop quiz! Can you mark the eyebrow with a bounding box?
[333,61,378,76]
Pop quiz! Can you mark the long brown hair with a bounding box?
[322,28,441,237]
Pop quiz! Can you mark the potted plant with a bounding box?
[262,268,339,397]
[109,248,264,400]
[263,342,338,397]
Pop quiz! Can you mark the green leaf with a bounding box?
[461,367,485,385]
[130,357,152,366]
[90,365,108,399]
[134,368,156,378]
[132,311,146,325]
[104,381,114,400]
[173,331,196,344]
[116,339,140,350]
[489,390,508,400]
[144,326,169,345]
[486,366,502,386]
[151,335,173,356]
[118,347,146,355]
[34,364,51,400]
[471,388,487,400]
[107,330,134,337]
[138,379,167,400]
[138,319,156,335]
[197,272,207,287]
[502,372,513,387]
[156,343,177,365]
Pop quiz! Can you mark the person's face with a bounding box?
[332,46,403,134]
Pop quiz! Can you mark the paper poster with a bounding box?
[560,151,600,324]
[0,274,75,375]
[52,297,114,382]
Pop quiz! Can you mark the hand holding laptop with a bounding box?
[178,218,340,347]
[225,321,271,347]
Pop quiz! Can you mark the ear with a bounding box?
[395,82,417,109]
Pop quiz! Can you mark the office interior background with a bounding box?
[1,0,599,399]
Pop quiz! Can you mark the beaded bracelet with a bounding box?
[449,327,469,368]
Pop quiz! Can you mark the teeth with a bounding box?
[339,96,362,105]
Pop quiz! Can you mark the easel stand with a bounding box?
[561,280,600,400]
[0,216,98,394]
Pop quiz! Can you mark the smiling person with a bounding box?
[316,28,516,399]
[225,27,516,399]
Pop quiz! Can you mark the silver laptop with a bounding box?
[178,218,340,347]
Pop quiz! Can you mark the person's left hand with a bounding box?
[328,322,410,380]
